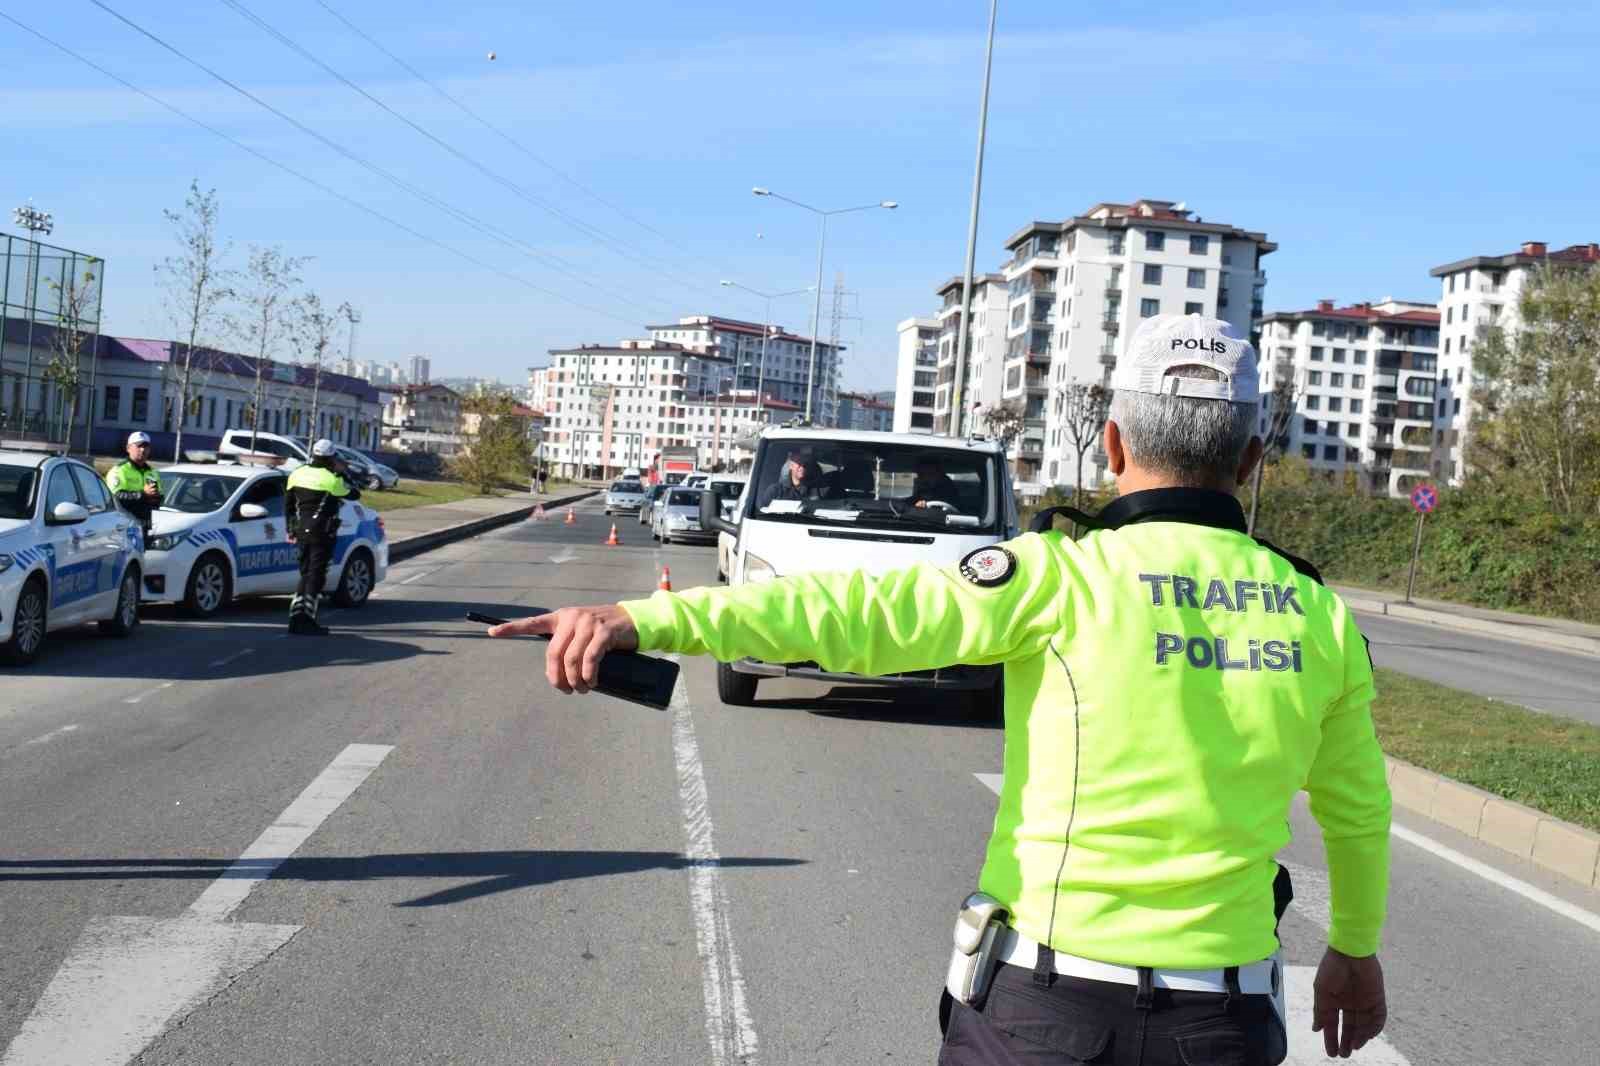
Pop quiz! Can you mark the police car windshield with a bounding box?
[747,442,1000,533]
[159,472,246,514]
[0,463,39,520]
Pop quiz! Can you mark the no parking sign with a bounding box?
[1406,483,1438,600]
[1410,483,1437,514]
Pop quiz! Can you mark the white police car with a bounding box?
[0,449,144,665]
[141,463,387,617]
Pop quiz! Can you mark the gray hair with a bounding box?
[1108,366,1259,485]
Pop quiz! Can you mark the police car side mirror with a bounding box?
[238,503,269,520]
[48,501,89,526]
[701,489,735,537]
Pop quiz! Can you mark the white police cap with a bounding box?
[1111,313,1260,404]
[311,438,337,457]
[127,431,152,446]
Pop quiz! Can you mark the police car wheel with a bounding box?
[716,660,758,705]
[183,554,232,618]
[0,578,48,665]
[98,568,142,637]
[333,549,374,608]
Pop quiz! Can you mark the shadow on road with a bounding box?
[0,850,807,907]
[751,686,1002,729]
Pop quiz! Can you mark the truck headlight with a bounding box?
[744,552,777,583]
[147,530,191,552]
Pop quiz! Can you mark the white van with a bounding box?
[700,428,1017,712]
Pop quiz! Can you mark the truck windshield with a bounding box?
[744,440,1000,533]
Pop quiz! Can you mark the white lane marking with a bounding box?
[21,724,80,748]
[1391,823,1600,935]
[397,567,438,585]
[2,743,391,1066]
[971,773,1410,1065]
[186,743,393,922]
[671,664,759,1066]
[207,648,255,668]
[122,682,174,705]
[549,548,578,564]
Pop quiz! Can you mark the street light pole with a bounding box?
[12,204,54,436]
[948,0,998,438]
[752,188,895,423]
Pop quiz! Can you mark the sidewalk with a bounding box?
[1334,583,1600,656]
[380,487,595,561]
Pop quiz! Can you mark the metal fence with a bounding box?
[0,233,105,448]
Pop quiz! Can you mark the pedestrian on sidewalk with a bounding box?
[491,314,1392,1064]
[285,439,359,636]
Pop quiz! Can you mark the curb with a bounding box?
[388,490,596,563]
[1342,595,1600,657]
[1384,756,1600,891]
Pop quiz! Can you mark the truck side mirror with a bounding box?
[701,489,736,537]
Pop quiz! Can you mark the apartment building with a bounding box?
[932,274,1008,437]
[892,317,940,434]
[996,200,1274,489]
[1258,299,1440,497]
[1428,241,1600,484]
[835,390,894,433]
[646,315,843,424]
[524,365,553,414]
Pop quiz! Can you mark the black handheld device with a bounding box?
[467,611,678,711]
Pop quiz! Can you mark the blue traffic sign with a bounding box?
[1410,483,1438,514]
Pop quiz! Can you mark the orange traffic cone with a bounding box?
[565,508,576,525]
[605,523,620,546]
[658,566,672,592]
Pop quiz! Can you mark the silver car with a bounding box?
[652,487,715,544]
[639,483,668,527]
[604,479,646,515]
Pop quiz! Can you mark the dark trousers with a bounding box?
[938,963,1286,1066]
[290,536,334,621]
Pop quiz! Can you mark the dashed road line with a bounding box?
[122,682,174,705]
[207,648,255,668]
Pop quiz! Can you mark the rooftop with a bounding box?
[1261,299,1440,326]
[1003,199,1276,255]
[1430,241,1600,277]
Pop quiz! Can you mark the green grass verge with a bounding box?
[361,480,496,512]
[1372,668,1600,832]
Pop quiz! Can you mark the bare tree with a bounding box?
[1247,364,1299,535]
[291,292,347,444]
[156,180,233,462]
[979,398,1027,453]
[229,246,306,454]
[41,260,102,453]
[1059,382,1109,506]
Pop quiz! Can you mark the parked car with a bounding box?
[652,487,715,545]
[683,472,710,489]
[217,429,310,469]
[331,445,384,490]
[699,428,1016,710]
[141,463,387,616]
[0,449,145,664]
[639,483,668,527]
[369,461,400,490]
[604,479,646,515]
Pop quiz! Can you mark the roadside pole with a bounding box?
[1405,482,1437,604]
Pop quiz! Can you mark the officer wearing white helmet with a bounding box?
[285,438,360,635]
[104,431,163,535]
[491,313,1393,1064]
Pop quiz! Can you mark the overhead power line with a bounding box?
[0,9,645,331]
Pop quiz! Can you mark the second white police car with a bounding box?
[0,448,144,665]
[142,463,388,617]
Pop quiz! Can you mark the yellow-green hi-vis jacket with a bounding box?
[621,488,1391,970]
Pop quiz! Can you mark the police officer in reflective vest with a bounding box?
[489,314,1392,1065]
[104,431,163,536]
[285,439,359,635]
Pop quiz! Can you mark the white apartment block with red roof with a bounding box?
[646,315,844,425]
[1428,241,1600,485]
[1257,299,1441,498]
[1001,200,1275,490]
[931,274,1009,439]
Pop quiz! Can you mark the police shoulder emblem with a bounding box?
[959,546,1016,587]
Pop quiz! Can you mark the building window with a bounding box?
[1189,234,1208,255]
[1145,231,1165,251]
[131,387,149,423]
[104,385,121,421]
[1330,373,1344,387]
[1143,264,1163,284]
[1323,445,1339,461]
[1449,274,1456,293]
[1186,268,1205,288]
[1305,395,1320,410]
[1350,398,1364,414]
[1308,371,1322,385]
[1303,418,1319,436]
[1301,444,1316,459]
[1109,235,1125,255]
[208,396,217,430]
[1184,301,1203,315]
[1346,423,1359,437]
[1331,348,1346,363]
[1310,347,1325,361]
[1354,350,1367,365]
[1140,298,1160,318]
[1328,397,1343,412]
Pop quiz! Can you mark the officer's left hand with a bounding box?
[487,605,638,694]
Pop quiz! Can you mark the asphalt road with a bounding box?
[2,499,1597,1065]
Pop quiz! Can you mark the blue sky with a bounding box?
[3,1,1596,394]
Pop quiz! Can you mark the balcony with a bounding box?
[1017,438,1044,458]
[1025,348,1051,367]
[1099,349,1118,368]
[1102,317,1120,335]
[1393,450,1431,470]
[1024,371,1048,391]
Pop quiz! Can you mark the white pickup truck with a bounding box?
[700,427,1017,715]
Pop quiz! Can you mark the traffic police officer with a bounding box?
[489,314,1393,1064]
[285,438,359,635]
[105,431,163,536]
